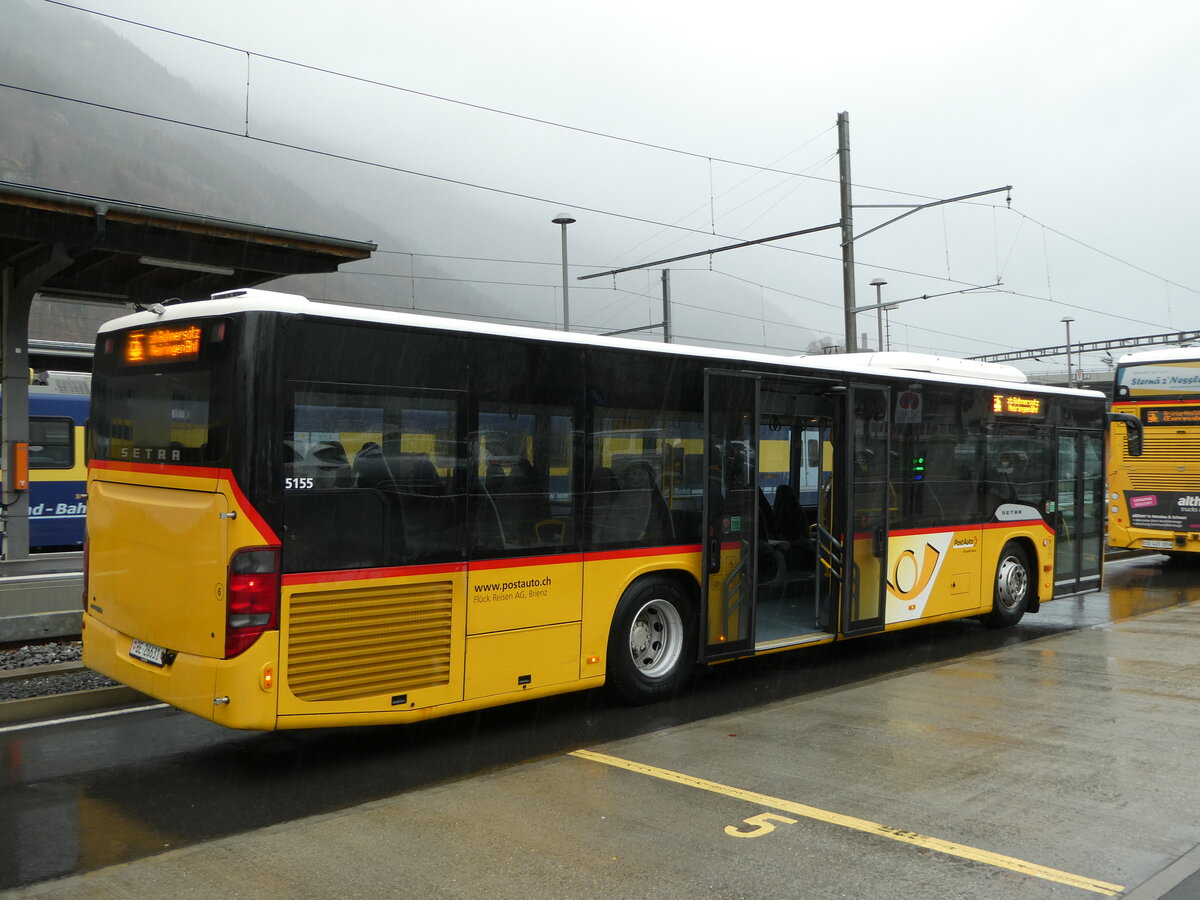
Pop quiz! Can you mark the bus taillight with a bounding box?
[226,547,281,657]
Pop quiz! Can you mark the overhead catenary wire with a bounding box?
[22,0,1196,350]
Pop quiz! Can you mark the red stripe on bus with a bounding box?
[983,519,1053,534]
[585,544,703,562]
[852,520,1055,540]
[223,474,280,546]
[90,459,226,479]
[883,526,962,538]
[470,553,585,570]
[284,561,469,585]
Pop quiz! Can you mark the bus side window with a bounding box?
[472,406,574,553]
[284,386,465,572]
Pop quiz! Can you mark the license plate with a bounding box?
[130,638,169,667]
[1142,539,1174,550]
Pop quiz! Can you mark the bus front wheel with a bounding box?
[606,577,696,704]
[982,541,1031,629]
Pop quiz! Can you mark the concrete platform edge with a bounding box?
[0,685,148,725]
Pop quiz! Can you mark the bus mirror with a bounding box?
[1107,412,1143,458]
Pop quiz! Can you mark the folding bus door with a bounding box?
[842,384,890,635]
[1054,429,1104,595]
[701,370,759,658]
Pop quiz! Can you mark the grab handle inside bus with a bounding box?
[1106,412,1143,458]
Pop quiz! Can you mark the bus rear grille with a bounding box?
[286,580,454,701]
[1129,472,1200,490]
[1139,435,1199,459]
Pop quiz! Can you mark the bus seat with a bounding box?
[587,466,621,544]
[592,461,670,545]
[772,483,816,569]
[772,484,808,540]
[758,488,778,539]
[386,453,452,559]
[391,453,445,495]
[493,457,551,546]
[309,441,352,488]
[627,461,674,542]
[352,442,393,489]
[469,478,508,550]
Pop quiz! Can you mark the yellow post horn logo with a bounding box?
[888,543,941,601]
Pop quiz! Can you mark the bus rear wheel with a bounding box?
[982,541,1031,629]
[606,577,696,704]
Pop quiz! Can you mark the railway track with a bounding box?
[0,643,146,727]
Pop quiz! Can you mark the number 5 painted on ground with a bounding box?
[724,812,799,838]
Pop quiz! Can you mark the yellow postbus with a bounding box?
[1108,348,1200,559]
[82,290,1108,730]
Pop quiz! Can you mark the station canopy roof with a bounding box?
[0,181,376,305]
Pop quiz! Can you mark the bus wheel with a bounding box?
[983,542,1031,629]
[607,577,696,704]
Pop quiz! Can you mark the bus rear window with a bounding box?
[92,319,235,466]
[91,368,226,465]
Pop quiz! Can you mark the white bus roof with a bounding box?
[1117,347,1200,365]
[99,289,1103,398]
[801,351,1028,383]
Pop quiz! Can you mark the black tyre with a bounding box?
[982,541,1032,628]
[606,576,697,704]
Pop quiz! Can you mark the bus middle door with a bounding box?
[841,384,890,636]
[701,370,759,658]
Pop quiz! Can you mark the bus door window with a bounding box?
[845,387,890,632]
[851,397,889,534]
[1054,430,1105,588]
[1055,432,1080,582]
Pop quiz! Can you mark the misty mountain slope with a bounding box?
[1,0,510,324]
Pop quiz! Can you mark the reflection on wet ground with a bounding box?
[1,554,1196,890]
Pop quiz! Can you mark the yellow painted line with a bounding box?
[570,749,1123,896]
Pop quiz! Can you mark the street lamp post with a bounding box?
[1061,316,1075,387]
[869,278,887,352]
[552,214,576,331]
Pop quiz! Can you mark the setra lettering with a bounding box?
[120,447,183,462]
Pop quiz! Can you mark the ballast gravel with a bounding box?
[0,640,117,702]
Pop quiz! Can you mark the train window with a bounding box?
[9,417,74,469]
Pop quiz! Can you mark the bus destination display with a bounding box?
[1141,407,1200,426]
[123,325,203,365]
[992,393,1044,418]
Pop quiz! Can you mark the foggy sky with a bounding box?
[13,0,1200,375]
